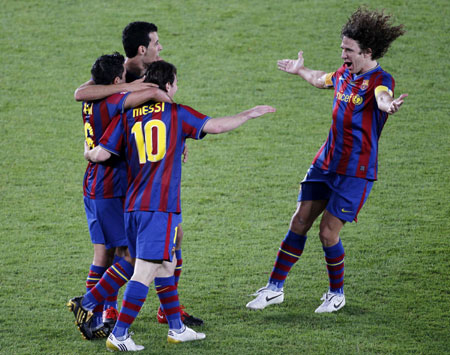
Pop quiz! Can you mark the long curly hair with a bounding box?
[341,7,405,60]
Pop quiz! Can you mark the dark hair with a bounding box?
[341,7,405,60]
[122,21,158,58]
[90,52,125,85]
[144,61,177,91]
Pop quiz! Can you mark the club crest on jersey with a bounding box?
[361,80,369,90]
[336,91,364,106]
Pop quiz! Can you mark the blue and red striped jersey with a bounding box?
[312,64,395,180]
[99,102,210,213]
[82,92,130,199]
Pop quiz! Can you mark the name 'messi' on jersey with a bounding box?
[133,102,166,117]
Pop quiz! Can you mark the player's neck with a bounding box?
[125,57,146,77]
[358,60,378,76]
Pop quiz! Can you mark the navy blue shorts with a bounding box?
[124,211,182,261]
[298,165,373,222]
[84,196,127,249]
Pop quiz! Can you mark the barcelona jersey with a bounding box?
[99,101,211,213]
[312,64,395,180]
[82,92,130,199]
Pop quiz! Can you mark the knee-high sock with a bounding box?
[104,255,122,310]
[155,276,183,331]
[323,239,345,294]
[82,258,134,310]
[86,264,106,327]
[269,231,307,289]
[112,281,149,339]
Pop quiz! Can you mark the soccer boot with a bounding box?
[78,316,112,340]
[167,326,206,343]
[67,296,92,325]
[106,333,144,352]
[157,305,204,326]
[314,291,346,313]
[246,287,284,310]
[103,307,119,327]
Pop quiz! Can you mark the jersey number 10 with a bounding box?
[132,120,167,164]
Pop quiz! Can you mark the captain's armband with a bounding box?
[324,72,334,87]
[375,85,393,98]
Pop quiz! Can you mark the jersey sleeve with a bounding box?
[374,72,395,98]
[99,114,125,156]
[106,92,131,117]
[177,104,211,140]
[325,66,347,88]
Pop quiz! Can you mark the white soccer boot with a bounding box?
[167,326,206,343]
[314,290,345,313]
[246,286,284,310]
[106,333,144,352]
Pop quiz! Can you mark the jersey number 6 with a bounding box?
[132,120,167,164]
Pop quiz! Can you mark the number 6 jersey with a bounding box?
[99,101,211,213]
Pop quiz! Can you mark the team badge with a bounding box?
[361,80,369,90]
[352,94,363,105]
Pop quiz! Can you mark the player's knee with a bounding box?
[290,212,313,235]
[318,228,339,247]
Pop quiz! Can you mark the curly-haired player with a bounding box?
[247,7,407,313]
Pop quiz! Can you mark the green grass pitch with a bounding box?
[0,0,449,354]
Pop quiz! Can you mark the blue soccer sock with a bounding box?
[323,239,345,294]
[268,231,307,290]
[82,258,134,310]
[155,276,183,331]
[103,255,122,311]
[112,281,149,339]
[86,264,106,328]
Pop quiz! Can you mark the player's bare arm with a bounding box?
[277,50,329,89]
[203,105,276,134]
[376,90,408,114]
[124,88,173,109]
[74,77,157,102]
[84,142,112,163]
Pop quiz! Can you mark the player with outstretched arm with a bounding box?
[246,7,407,313]
[83,60,276,351]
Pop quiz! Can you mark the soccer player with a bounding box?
[67,52,172,339]
[246,7,407,313]
[74,21,202,327]
[83,60,276,351]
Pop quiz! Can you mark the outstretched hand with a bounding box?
[387,93,408,114]
[246,105,276,119]
[277,50,305,74]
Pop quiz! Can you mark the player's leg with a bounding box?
[314,211,346,313]
[68,197,110,329]
[89,244,114,330]
[156,225,204,326]
[155,259,206,343]
[246,167,331,310]
[314,175,373,313]
[246,199,326,310]
[106,258,161,352]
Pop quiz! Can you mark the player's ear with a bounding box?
[138,45,146,55]
[363,48,373,59]
[113,76,121,85]
[165,82,171,92]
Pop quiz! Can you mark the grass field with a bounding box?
[1,0,449,354]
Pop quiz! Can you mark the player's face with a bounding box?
[340,36,372,75]
[166,75,178,99]
[143,31,162,65]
